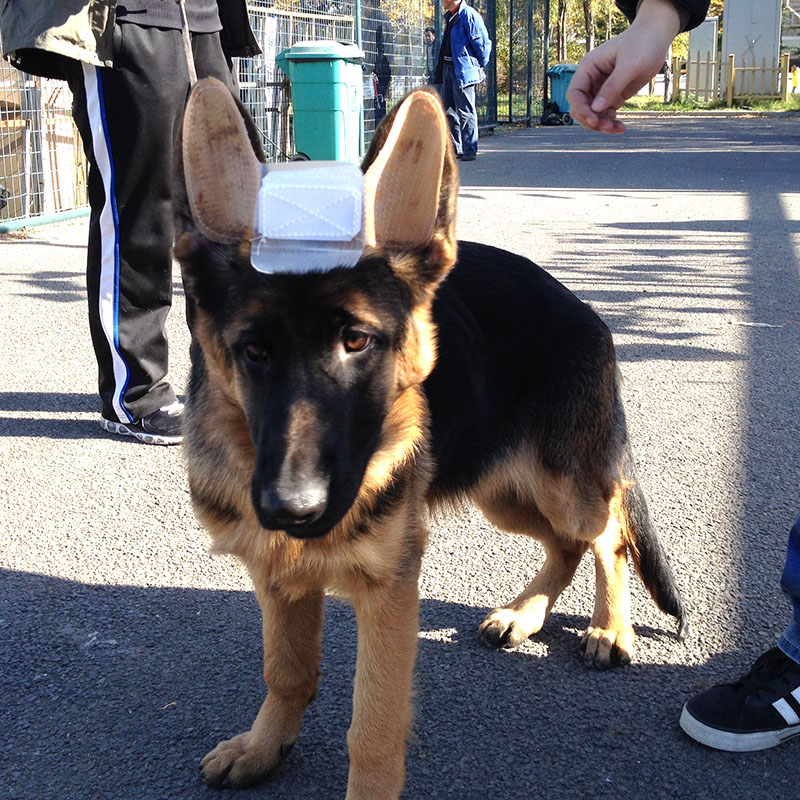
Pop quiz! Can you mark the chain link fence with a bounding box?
[1,0,546,227]
[498,0,547,123]
[0,60,88,226]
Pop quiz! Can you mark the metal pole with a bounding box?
[354,0,363,156]
[526,0,533,125]
[354,0,362,49]
[509,0,514,123]
[542,0,550,107]
[0,207,89,234]
[487,0,497,127]
[435,0,442,44]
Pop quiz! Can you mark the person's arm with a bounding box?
[565,0,701,133]
[467,9,492,67]
[617,0,709,32]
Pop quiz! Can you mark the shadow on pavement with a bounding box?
[1,569,795,800]
[0,393,105,440]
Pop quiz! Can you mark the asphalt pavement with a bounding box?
[2,115,799,800]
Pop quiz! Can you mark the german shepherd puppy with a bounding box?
[175,81,686,799]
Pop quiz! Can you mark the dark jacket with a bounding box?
[217,1,260,59]
[616,0,710,33]
[1,0,259,79]
[446,3,492,89]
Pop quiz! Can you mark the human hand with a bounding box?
[566,0,681,133]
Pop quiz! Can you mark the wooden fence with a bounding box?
[670,52,791,106]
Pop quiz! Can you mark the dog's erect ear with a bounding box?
[362,88,458,271]
[181,77,263,243]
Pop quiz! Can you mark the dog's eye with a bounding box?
[342,328,372,353]
[243,343,268,362]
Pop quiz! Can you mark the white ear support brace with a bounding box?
[251,161,366,274]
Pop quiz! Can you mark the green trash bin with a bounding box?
[277,40,365,162]
[546,64,578,124]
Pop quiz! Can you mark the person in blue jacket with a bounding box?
[433,0,492,161]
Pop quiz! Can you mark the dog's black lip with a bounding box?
[255,511,339,540]
[280,525,331,541]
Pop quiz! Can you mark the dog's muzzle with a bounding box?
[251,476,330,538]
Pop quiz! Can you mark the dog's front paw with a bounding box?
[478,607,539,649]
[201,731,295,789]
[580,625,633,670]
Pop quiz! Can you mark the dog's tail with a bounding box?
[620,444,689,640]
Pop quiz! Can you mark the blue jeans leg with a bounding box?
[457,83,478,157]
[442,63,478,156]
[778,515,800,663]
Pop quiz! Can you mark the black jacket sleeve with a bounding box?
[616,0,710,33]
[217,0,261,58]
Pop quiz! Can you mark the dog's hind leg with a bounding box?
[469,477,588,649]
[471,458,639,667]
[201,587,324,789]
[479,536,588,649]
[580,499,636,669]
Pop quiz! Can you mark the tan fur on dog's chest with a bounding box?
[187,377,431,601]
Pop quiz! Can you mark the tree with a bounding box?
[583,0,595,52]
[558,0,568,61]
[588,1,628,50]
[709,0,724,18]
[550,0,624,63]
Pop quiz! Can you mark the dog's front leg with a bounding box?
[346,572,421,800]
[202,587,324,788]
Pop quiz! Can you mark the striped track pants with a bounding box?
[62,23,234,422]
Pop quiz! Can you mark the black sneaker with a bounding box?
[680,647,800,751]
[101,401,183,445]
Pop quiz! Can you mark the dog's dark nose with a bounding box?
[257,482,328,530]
